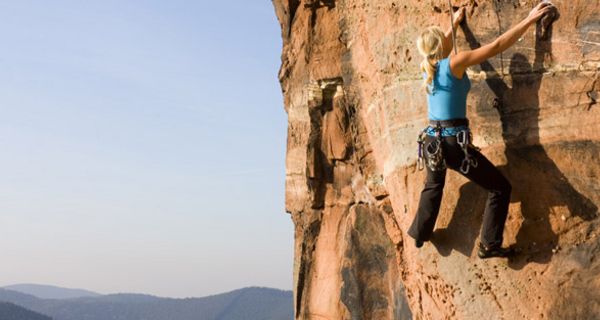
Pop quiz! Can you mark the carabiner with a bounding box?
[426,139,441,156]
[456,130,467,146]
[460,158,471,174]
[470,156,478,168]
[417,157,424,171]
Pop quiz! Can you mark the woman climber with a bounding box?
[407,1,556,258]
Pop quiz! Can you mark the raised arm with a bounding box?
[460,21,509,99]
[442,7,466,58]
[450,1,555,77]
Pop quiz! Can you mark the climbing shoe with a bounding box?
[477,243,515,259]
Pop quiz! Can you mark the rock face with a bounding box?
[272,0,600,319]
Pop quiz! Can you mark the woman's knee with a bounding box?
[495,177,512,195]
[424,168,446,185]
[424,183,445,194]
[423,176,446,190]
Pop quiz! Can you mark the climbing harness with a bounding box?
[417,119,479,174]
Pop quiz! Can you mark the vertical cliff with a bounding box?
[272,0,600,319]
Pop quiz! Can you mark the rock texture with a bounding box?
[272,0,600,319]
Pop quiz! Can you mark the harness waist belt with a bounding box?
[429,118,469,128]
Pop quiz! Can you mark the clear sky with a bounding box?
[0,1,292,298]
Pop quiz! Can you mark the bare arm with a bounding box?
[451,2,555,77]
[459,22,509,99]
[442,7,466,58]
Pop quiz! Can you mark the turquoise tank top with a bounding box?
[424,56,471,121]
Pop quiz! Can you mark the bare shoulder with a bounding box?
[448,54,466,80]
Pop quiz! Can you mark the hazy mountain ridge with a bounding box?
[0,302,52,320]
[0,286,292,320]
[3,284,101,300]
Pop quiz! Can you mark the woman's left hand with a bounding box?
[453,7,466,26]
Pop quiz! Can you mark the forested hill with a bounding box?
[0,302,52,320]
[0,286,292,320]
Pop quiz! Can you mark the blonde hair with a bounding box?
[416,26,445,94]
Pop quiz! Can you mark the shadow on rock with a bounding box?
[547,240,600,319]
[430,181,487,257]
[432,20,598,267]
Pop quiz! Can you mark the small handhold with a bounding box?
[492,97,502,109]
[538,5,560,40]
[587,90,598,105]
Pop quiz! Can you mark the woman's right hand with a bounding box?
[527,1,554,23]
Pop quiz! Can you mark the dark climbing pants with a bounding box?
[408,135,512,248]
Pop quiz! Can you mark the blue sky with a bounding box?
[0,1,292,298]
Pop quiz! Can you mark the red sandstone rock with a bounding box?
[272,0,600,319]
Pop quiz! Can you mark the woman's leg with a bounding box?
[408,144,447,243]
[452,147,512,248]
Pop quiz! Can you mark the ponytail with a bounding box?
[420,57,438,94]
[416,26,445,94]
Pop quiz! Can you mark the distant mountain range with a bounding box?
[3,284,101,300]
[0,302,52,320]
[0,285,293,320]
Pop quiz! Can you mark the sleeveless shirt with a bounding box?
[424,56,471,121]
